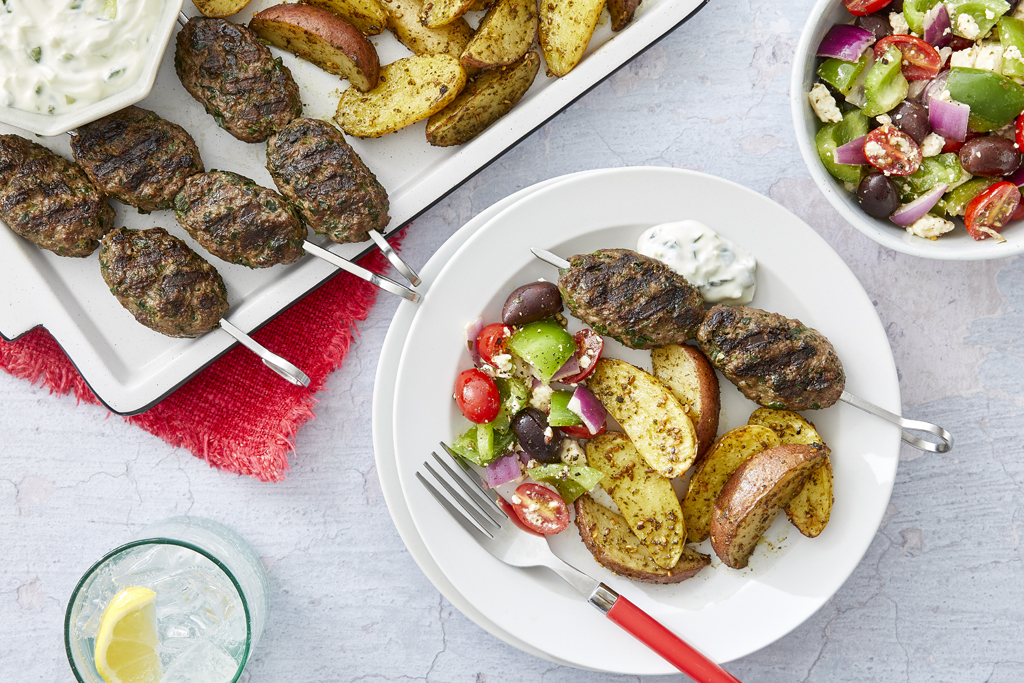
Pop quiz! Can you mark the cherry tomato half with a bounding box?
[1015,114,1024,152]
[942,131,980,155]
[454,368,501,423]
[510,483,569,534]
[476,323,512,367]
[874,35,941,81]
[496,496,542,536]
[965,181,1021,241]
[558,421,607,440]
[864,125,923,176]
[843,0,892,15]
[556,329,604,384]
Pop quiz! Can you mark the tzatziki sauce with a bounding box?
[0,0,165,116]
[636,220,757,305]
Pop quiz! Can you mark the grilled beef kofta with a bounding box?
[174,171,306,268]
[557,248,705,349]
[99,227,230,338]
[697,304,845,411]
[266,117,390,244]
[175,17,302,143]
[70,106,204,212]
[0,134,114,257]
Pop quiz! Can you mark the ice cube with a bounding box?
[161,638,240,683]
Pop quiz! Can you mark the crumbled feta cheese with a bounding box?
[994,121,1017,140]
[1015,3,1024,20]
[512,355,537,382]
[957,13,981,41]
[936,88,952,103]
[1005,44,1024,64]
[876,114,893,127]
[939,46,953,68]
[543,426,553,443]
[808,83,842,124]
[986,9,995,20]
[843,181,859,193]
[920,133,945,157]
[864,140,886,158]
[950,46,977,68]
[558,439,586,466]
[907,215,955,239]
[529,383,553,412]
[490,352,513,376]
[975,42,1004,72]
[511,494,522,505]
[890,11,911,35]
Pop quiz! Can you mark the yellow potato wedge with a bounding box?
[574,494,709,584]
[192,0,252,18]
[681,425,780,543]
[469,0,496,9]
[425,52,539,146]
[585,432,684,570]
[651,343,721,461]
[538,0,605,77]
[302,0,389,35]
[460,0,538,69]
[335,53,466,137]
[710,444,829,569]
[587,358,697,479]
[420,0,476,28]
[748,408,833,538]
[250,4,380,92]
[383,0,475,56]
[607,0,640,31]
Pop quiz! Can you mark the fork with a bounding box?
[417,444,742,683]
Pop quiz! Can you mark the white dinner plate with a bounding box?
[389,167,902,674]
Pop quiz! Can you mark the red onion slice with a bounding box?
[550,353,581,382]
[923,4,952,47]
[921,70,950,108]
[890,183,949,226]
[566,386,607,434]
[464,317,483,366]
[833,135,868,165]
[484,451,522,488]
[928,97,969,141]
[816,24,876,62]
[1007,165,1024,188]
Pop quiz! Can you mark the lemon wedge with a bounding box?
[94,586,162,683]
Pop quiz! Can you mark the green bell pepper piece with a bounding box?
[492,377,529,432]
[903,0,942,34]
[946,67,1024,132]
[815,109,871,184]
[947,0,1011,38]
[547,390,581,427]
[938,178,998,215]
[508,319,576,382]
[451,424,516,466]
[891,154,964,202]
[527,463,605,503]
[863,45,909,117]
[817,52,871,95]
[998,16,1024,79]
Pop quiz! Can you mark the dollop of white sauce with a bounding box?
[636,220,757,305]
[0,0,165,116]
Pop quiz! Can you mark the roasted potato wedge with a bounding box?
[420,0,476,28]
[585,432,684,569]
[748,408,833,538]
[192,0,252,18]
[587,358,698,479]
[651,344,721,461]
[383,0,475,56]
[681,425,780,543]
[575,494,709,584]
[710,444,829,569]
[460,0,538,69]
[302,0,389,35]
[469,0,496,9]
[538,0,605,77]
[607,0,640,31]
[425,52,539,146]
[335,53,466,137]
[250,4,380,92]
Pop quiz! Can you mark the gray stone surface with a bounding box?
[3,0,1023,680]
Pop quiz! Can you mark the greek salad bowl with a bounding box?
[792,0,1024,260]
[0,0,184,137]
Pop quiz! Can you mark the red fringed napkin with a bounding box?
[0,234,403,482]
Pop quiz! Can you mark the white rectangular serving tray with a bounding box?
[0,0,706,414]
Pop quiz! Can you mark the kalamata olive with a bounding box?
[511,407,562,463]
[502,281,563,326]
[888,0,904,11]
[857,172,901,218]
[890,100,930,144]
[855,14,891,41]
[959,137,1024,177]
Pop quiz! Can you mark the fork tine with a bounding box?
[431,451,507,523]
[423,462,501,533]
[417,472,494,540]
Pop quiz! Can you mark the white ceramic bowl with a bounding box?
[791,0,1024,260]
[0,0,185,137]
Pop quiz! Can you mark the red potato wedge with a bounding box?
[460,0,538,69]
[538,0,605,77]
[574,494,710,584]
[192,0,252,18]
[302,0,389,35]
[748,408,834,538]
[710,444,829,569]
[651,343,721,461]
[250,4,380,92]
[607,0,640,31]
[420,0,476,28]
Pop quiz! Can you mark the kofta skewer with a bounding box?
[531,247,952,453]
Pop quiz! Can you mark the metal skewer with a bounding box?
[530,247,953,453]
[304,241,420,302]
[219,319,310,387]
[367,229,421,286]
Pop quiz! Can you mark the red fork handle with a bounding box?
[604,595,741,683]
